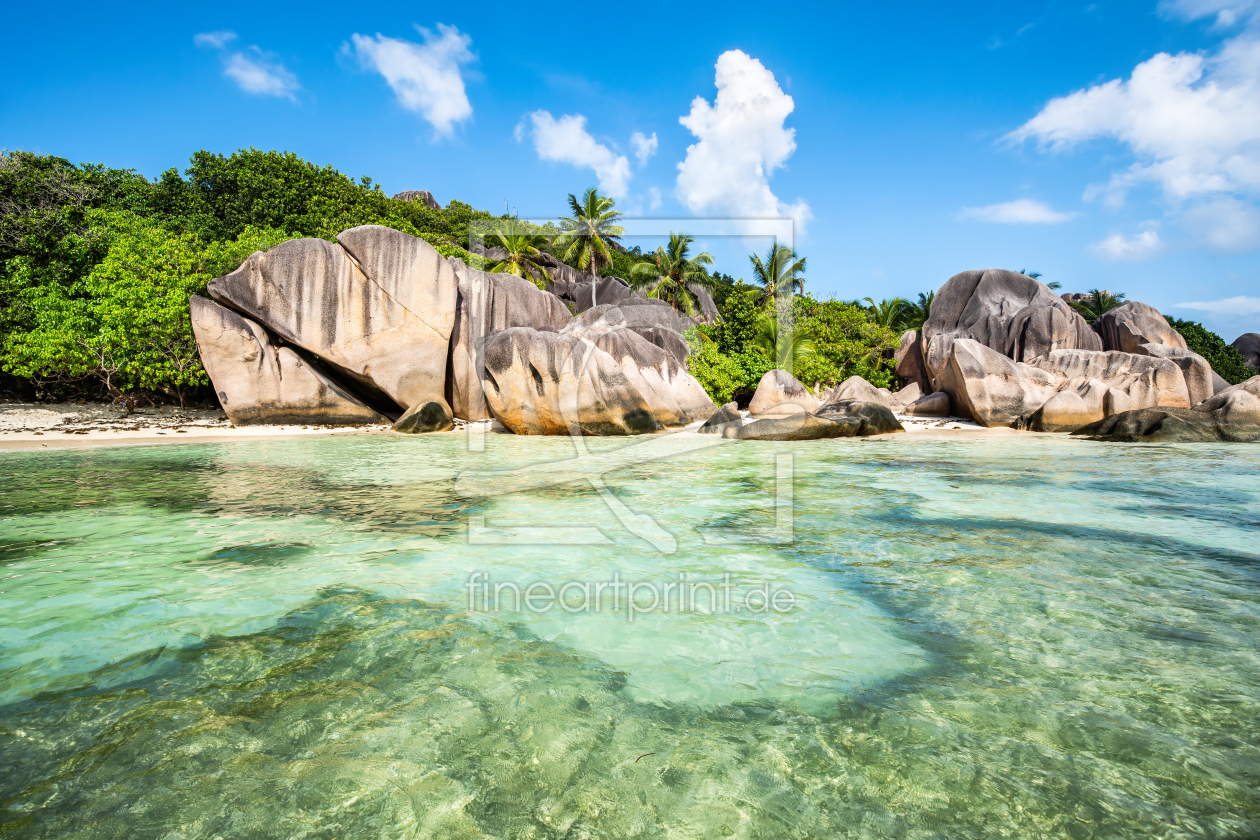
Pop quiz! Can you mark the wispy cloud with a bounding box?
[519,111,631,198]
[958,198,1077,224]
[631,131,658,167]
[675,50,810,232]
[1089,230,1164,260]
[195,31,298,100]
[348,24,475,138]
[1174,294,1260,314]
[193,31,236,49]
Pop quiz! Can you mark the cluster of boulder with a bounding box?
[190,226,717,435]
[890,268,1260,441]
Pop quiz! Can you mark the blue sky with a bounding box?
[4,0,1259,339]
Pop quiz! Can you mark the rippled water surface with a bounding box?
[0,431,1257,839]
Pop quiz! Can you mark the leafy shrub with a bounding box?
[1167,317,1253,385]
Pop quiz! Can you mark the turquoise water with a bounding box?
[0,432,1257,838]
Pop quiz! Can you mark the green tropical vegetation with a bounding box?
[1068,289,1127,324]
[629,233,716,317]
[749,243,806,305]
[555,188,623,279]
[487,223,552,290]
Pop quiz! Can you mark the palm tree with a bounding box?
[628,232,717,316]
[754,313,814,375]
[864,297,912,331]
[749,243,806,306]
[1069,288,1127,324]
[904,291,935,330]
[488,223,552,290]
[555,188,624,282]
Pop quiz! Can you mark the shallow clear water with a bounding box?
[0,432,1257,838]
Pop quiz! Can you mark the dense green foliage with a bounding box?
[629,233,716,317]
[1167,317,1254,385]
[0,148,500,402]
[1069,289,1126,324]
[687,284,900,405]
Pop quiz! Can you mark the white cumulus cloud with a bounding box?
[195,32,299,100]
[1007,4,1260,254]
[631,131,658,166]
[349,24,475,138]
[521,111,631,199]
[1174,294,1260,313]
[1090,230,1165,260]
[675,50,810,232]
[958,199,1078,224]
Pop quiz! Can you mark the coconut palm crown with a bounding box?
[629,232,717,316]
[1069,289,1127,324]
[488,224,552,291]
[555,188,624,280]
[750,243,807,306]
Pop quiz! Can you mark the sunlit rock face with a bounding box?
[189,296,387,426]
[921,268,1100,394]
[207,226,457,418]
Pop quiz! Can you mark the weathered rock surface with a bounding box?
[190,296,387,426]
[903,391,951,417]
[892,382,922,406]
[1193,375,1260,412]
[1096,301,1187,354]
[207,227,457,414]
[947,339,1060,427]
[922,268,1101,392]
[569,299,697,336]
[699,402,743,434]
[1031,349,1191,410]
[445,257,571,421]
[1234,333,1260,370]
[1074,406,1260,443]
[814,399,905,435]
[748,370,820,417]
[1028,377,1108,432]
[479,327,662,436]
[574,276,636,311]
[829,375,902,409]
[391,190,441,209]
[582,325,716,427]
[894,330,929,390]
[1137,343,1216,406]
[392,400,455,433]
[724,413,853,441]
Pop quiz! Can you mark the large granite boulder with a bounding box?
[921,269,1100,393]
[1234,333,1260,370]
[574,276,636,311]
[903,390,951,417]
[1096,301,1187,354]
[829,375,902,410]
[207,226,457,421]
[1074,406,1260,443]
[1028,377,1109,432]
[479,328,662,436]
[699,402,743,434]
[894,329,929,390]
[1193,375,1260,412]
[814,399,905,435]
[723,413,854,441]
[748,370,820,417]
[569,299,697,335]
[445,257,571,421]
[947,339,1060,427]
[392,190,441,209]
[190,296,387,426]
[1137,343,1216,406]
[1030,349,1191,410]
[689,285,720,324]
[581,325,716,427]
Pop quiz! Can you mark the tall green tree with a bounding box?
[555,188,623,280]
[753,311,814,375]
[863,297,912,331]
[749,243,806,305]
[629,232,716,316]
